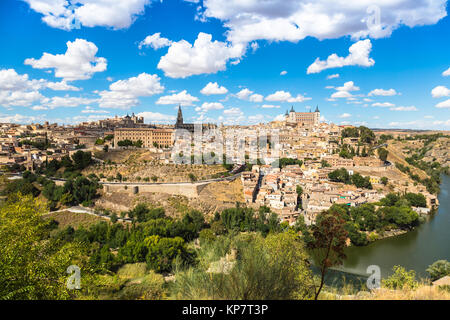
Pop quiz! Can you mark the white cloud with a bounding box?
[390,106,418,111]
[436,99,450,108]
[249,94,263,102]
[136,111,176,124]
[331,91,354,99]
[0,113,44,124]
[99,73,164,109]
[223,107,243,116]
[25,39,107,81]
[330,81,359,99]
[0,68,45,91]
[236,88,253,100]
[156,90,199,106]
[43,95,97,109]
[157,32,245,78]
[200,1,447,44]
[273,114,286,122]
[443,67,450,77]
[339,113,351,118]
[261,104,280,109]
[200,82,228,95]
[23,0,152,30]
[280,70,287,75]
[307,40,375,74]
[138,33,172,50]
[0,69,46,107]
[372,102,395,107]
[336,81,360,92]
[250,42,259,52]
[265,90,311,102]
[266,90,291,101]
[431,85,450,98]
[46,81,80,91]
[368,88,397,96]
[31,105,48,111]
[81,106,109,114]
[195,102,224,113]
[327,74,340,79]
[432,120,450,126]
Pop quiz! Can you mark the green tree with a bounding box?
[377,147,389,162]
[383,265,419,290]
[308,210,348,300]
[0,194,87,299]
[426,260,450,281]
[380,176,388,186]
[404,193,427,208]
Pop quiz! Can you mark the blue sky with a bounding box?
[0,0,449,129]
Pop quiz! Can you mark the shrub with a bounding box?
[383,266,419,290]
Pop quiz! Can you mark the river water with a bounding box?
[335,174,450,279]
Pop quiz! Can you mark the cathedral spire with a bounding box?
[176,105,183,125]
[315,105,320,113]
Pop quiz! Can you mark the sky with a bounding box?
[0,0,449,129]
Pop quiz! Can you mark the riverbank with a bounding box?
[337,174,450,279]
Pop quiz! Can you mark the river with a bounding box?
[336,174,450,279]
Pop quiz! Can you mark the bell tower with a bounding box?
[176,105,183,125]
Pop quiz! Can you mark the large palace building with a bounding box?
[114,127,174,148]
[285,106,320,127]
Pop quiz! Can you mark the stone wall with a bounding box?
[102,181,211,198]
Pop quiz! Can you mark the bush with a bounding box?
[171,233,314,299]
[383,266,419,290]
[426,260,450,281]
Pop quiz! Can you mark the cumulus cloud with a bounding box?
[0,69,46,107]
[327,74,340,80]
[41,95,97,109]
[390,106,418,111]
[265,90,311,102]
[136,111,176,123]
[330,81,359,99]
[22,0,152,30]
[156,90,199,106]
[223,107,243,116]
[81,106,109,114]
[195,102,224,113]
[339,113,351,118]
[200,1,447,44]
[273,114,286,121]
[280,70,287,75]
[261,104,280,109]
[200,82,228,95]
[25,39,107,81]
[368,88,397,96]
[307,40,374,74]
[236,88,253,100]
[431,85,450,98]
[46,81,80,91]
[372,102,395,107]
[436,99,450,108]
[249,94,263,102]
[98,73,164,109]
[443,67,450,77]
[157,32,245,78]
[138,33,172,50]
